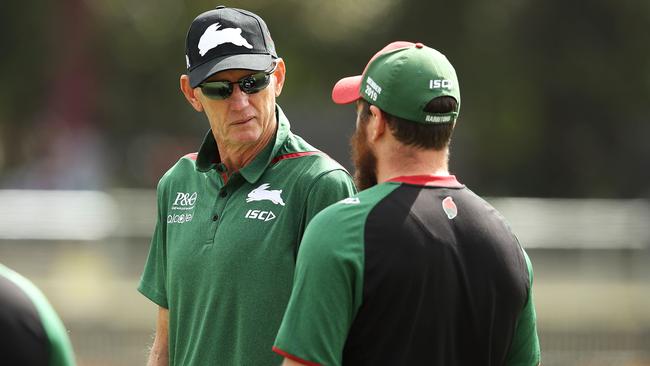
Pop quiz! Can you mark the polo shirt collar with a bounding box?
[195,105,291,184]
[387,175,464,188]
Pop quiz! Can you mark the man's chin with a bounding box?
[352,146,378,191]
[226,130,264,147]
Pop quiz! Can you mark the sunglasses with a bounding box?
[199,64,277,100]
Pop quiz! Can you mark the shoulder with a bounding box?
[458,187,519,232]
[306,183,400,235]
[0,269,75,365]
[271,132,353,192]
[277,131,349,173]
[0,264,44,309]
[297,185,399,270]
[156,152,202,191]
[0,265,38,317]
[0,265,65,336]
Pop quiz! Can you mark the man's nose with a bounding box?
[228,84,250,109]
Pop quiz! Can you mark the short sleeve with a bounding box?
[274,207,364,366]
[506,249,541,366]
[303,169,356,226]
[137,187,169,309]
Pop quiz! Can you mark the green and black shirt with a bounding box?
[274,175,540,366]
[138,106,356,365]
[0,263,76,366]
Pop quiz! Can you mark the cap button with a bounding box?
[415,43,424,49]
[215,5,226,9]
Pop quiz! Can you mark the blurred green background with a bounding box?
[0,0,649,365]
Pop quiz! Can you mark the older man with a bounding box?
[274,41,541,366]
[138,6,356,365]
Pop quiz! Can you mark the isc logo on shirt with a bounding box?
[245,209,276,222]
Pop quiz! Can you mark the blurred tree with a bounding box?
[0,0,648,197]
[1,0,109,189]
[510,0,650,198]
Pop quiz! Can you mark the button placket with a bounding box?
[205,170,228,244]
[208,172,241,244]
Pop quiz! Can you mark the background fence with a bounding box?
[1,190,649,365]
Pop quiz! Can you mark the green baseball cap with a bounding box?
[332,41,460,124]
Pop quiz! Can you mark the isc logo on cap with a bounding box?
[430,79,453,89]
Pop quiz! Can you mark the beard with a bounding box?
[350,125,378,191]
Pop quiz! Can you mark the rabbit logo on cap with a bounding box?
[198,22,253,56]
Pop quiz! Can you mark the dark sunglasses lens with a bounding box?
[240,72,271,94]
[201,82,233,99]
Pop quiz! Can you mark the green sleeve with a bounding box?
[506,249,541,366]
[274,205,364,366]
[137,183,169,308]
[0,265,76,366]
[303,169,357,226]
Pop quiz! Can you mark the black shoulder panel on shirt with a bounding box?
[0,274,50,365]
[342,184,529,365]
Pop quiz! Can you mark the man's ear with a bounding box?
[368,104,387,142]
[272,58,286,97]
[180,75,204,112]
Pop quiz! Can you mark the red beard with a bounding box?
[350,124,378,191]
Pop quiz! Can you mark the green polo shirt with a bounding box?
[138,106,356,366]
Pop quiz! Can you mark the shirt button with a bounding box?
[219,190,227,198]
[212,214,219,221]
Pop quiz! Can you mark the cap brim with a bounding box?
[332,75,363,104]
[189,54,274,88]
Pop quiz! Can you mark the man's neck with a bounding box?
[216,126,276,173]
[376,144,450,183]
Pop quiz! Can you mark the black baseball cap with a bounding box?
[185,6,278,88]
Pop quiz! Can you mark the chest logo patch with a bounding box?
[167,213,193,224]
[245,209,276,222]
[246,183,285,206]
[169,192,197,225]
[442,196,458,220]
[172,192,197,210]
[198,23,253,56]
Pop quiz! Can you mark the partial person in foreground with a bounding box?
[273,41,541,366]
[0,263,76,366]
[138,5,356,366]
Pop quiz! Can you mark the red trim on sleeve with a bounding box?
[271,151,320,165]
[183,152,198,160]
[272,346,322,366]
[387,174,464,188]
